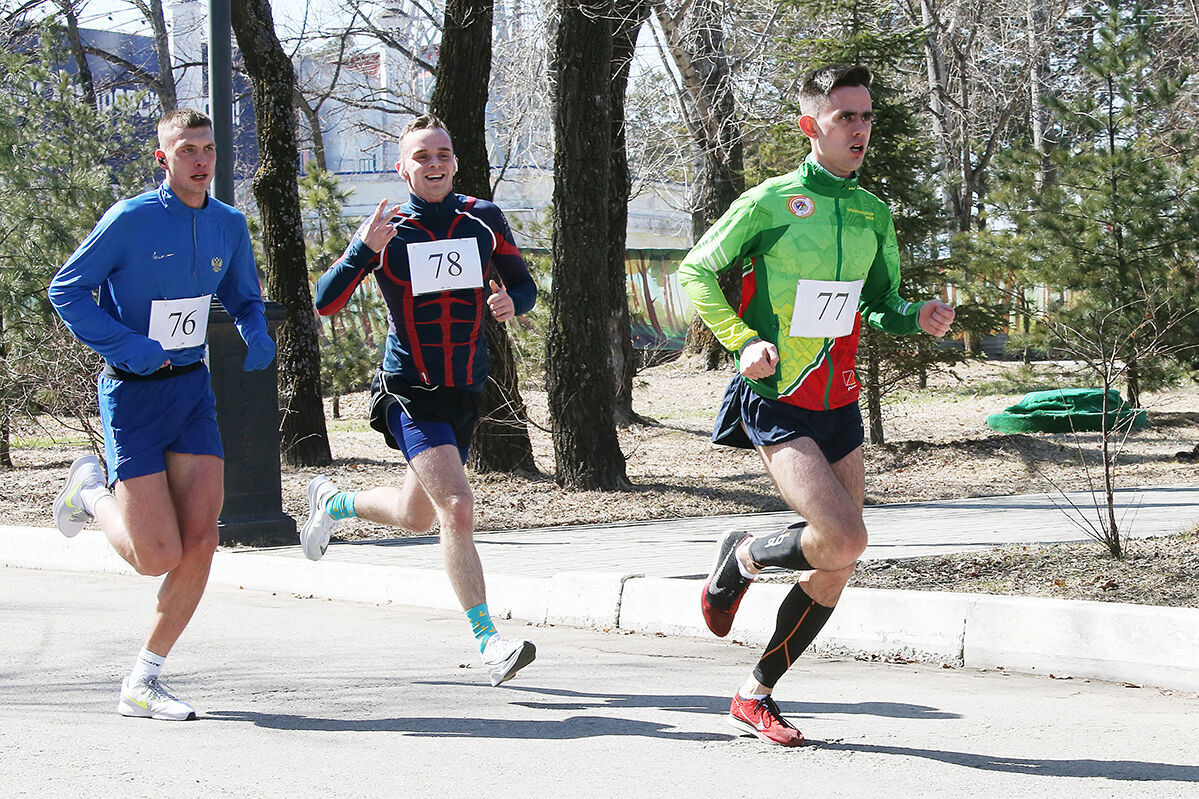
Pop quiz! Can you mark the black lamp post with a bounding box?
[207,0,295,544]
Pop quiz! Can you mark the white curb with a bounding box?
[4,525,1197,694]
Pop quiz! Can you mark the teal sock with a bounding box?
[327,491,359,521]
[465,603,498,653]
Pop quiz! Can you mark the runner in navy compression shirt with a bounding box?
[313,184,534,388]
[48,109,274,721]
[301,114,538,687]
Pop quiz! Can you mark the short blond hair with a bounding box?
[399,113,452,146]
[157,108,212,148]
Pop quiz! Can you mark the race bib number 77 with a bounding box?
[788,279,864,339]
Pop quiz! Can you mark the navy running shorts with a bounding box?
[386,403,470,464]
[712,375,864,464]
[369,371,478,464]
[97,363,223,485]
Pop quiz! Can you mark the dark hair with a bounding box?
[799,64,873,114]
[157,108,212,147]
[399,113,452,145]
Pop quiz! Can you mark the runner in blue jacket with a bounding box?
[48,109,274,721]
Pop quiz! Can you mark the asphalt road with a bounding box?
[2,567,1196,798]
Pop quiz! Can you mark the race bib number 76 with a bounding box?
[148,294,212,350]
[788,279,864,339]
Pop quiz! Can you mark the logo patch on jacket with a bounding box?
[787,195,815,218]
[211,256,223,272]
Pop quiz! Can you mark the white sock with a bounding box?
[129,648,165,683]
[743,692,769,701]
[80,483,111,516]
[735,543,758,580]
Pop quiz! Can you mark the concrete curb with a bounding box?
[4,525,1197,693]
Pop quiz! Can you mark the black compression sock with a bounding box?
[752,582,835,689]
[747,521,812,572]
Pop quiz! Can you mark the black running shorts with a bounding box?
[368,371,480,454]
[711,375,864,464]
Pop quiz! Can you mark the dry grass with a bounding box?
[7,358,1197,606]
[850,529,1199,608]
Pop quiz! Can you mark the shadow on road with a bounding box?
[205,707,730,741]
[811,741,1199,782]
[444,683,960,721]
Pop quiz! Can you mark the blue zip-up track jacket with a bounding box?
[48,183,270,375]
[315,192,535,390]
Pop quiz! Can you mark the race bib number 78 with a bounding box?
[788,278,864,339]
[407,239,484,296]
[148,294,212,350]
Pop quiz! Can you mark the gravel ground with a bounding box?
[8,359,1197,605]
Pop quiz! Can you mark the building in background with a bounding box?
[67,0,694,349]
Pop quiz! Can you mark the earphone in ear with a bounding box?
[158,156,166,166]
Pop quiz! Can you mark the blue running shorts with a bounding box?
[386,403,470,464]
[712,375,864,465]
[369,371,478,465]
[97,363,223,485]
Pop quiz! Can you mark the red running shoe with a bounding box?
[700,529,753,637]
[728,693,804,747]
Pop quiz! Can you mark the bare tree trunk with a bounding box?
[861,327,885,445]
[654,0,742,369]
[1099,387,1122,558]
[295,91,327,171]
[1027,0,1056,189]
[428,0,537,474]
[58,1,96,109]
[610,0,651,426]
[1125,354,1141,410]
[0,410,10,469]
[429,0,492,200]
[920,0,959,225]
[548,0,629,489]
[0,307,9,468]
[67,0,177,113]
[146,0,177,112]
[473,322,536,473]
[232,0,332,467]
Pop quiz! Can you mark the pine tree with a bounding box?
[0,31,153,465]
[990,0,1199,556]
[299,169,382,420]
[753,0,983,444]
[1002,0,1199,407]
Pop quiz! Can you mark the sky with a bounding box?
[73,0,327,37]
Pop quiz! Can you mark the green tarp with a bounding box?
[985,388,1148,434]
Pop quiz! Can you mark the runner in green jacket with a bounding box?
[679,156,922,410]
[681,64,956,747]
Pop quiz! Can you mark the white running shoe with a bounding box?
[300,475,340,561]
[117,676,196,721]
[52,455,105,538]
[481,634,536,687]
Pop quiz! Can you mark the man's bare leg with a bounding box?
[79,452,222,719]
[319,445,533,684]
[352,447,484,609]
[738,442,866,697]
[90,453,222,655]
[405,445,485,610]
[145,452,222,656]
[351,467,437,537]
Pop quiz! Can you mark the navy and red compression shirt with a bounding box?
[314,192,536,390]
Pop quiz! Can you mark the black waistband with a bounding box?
[102,360,204,382]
